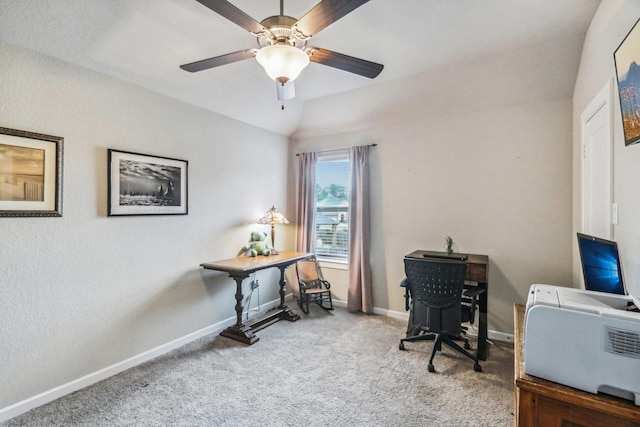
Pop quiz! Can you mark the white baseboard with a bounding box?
[1,295,513,423]
[0,297,282,423]
[488,330,515,343]
[330,298,405,319]
[332,298,515,343]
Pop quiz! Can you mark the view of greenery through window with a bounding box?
[315,158,349,260]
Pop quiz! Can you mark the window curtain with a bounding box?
[347,146,373,313]
[296,152,317,254]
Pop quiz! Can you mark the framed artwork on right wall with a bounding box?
[614,17,640,146]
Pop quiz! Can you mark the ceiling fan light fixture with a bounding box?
[256,44,310,84]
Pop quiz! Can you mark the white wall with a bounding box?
[0,42,292,413]
[573,0,640,294]
[1,0,615,415]
[292,42,576,335]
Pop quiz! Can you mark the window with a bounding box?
[314,152,350,261]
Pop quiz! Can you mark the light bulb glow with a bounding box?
[256,45,310,83]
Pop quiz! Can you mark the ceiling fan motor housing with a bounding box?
[257,15,308,49]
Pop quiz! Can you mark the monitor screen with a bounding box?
[577,233,626,295]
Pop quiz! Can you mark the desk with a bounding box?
[514,304,640,426]
[404,250,489,360]
[200,251,312,345]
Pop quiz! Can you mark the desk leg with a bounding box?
[477,281,488,360]
[276,265,300,322]
[219,274,259,345]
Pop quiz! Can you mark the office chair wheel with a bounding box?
[428,364,435,373]
[474,363,482,372]
[464,342,471,350]
[399,342,405,351]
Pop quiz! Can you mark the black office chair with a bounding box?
[399,258,483,372]
[295,256,334,314]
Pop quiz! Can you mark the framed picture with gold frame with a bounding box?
[0,127,63,217]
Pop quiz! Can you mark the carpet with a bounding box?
[2,306,514,426]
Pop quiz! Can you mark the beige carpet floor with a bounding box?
[2,305,514,426]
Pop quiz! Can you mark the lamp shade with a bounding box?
[256,45,310,84]
[257,205,290,225]
[257,205,289,255]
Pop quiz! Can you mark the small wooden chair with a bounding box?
[295,256,334,314]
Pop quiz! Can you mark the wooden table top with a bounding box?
[405,249,488,265]
[405,250,488,283]
[200,251,312,275]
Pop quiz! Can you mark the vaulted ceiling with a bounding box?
[0,0,600,136]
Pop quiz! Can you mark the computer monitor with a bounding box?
[577,233,626,295]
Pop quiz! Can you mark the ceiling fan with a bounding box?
[180,0,384,105]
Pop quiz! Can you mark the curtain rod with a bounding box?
[295,143,377,156]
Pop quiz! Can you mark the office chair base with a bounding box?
[399,333,482,373]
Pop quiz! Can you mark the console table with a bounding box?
[200,251,312,345]
[514,304,640,426]
[404,250,489,360]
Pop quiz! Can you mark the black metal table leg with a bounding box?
[477,281,488,360]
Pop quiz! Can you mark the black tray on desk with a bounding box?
[419,250,468,261]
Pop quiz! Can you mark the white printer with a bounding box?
[524,284,640,405]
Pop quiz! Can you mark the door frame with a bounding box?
[580,79,613,239]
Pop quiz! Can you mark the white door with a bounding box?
[581,80,613,239]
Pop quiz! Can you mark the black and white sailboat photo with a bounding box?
[118,159,181,207]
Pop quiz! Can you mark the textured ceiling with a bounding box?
[0,0,600,136]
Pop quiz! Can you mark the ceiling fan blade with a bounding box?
[308,48,383,78]
[195,0,265,34]
[180,49,256,73]
[295,0,370,37]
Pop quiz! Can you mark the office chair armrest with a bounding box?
[463,287,484,298]
[401,277,411,311]
[462,287,484,325]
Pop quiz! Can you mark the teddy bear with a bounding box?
[239,231,272,257]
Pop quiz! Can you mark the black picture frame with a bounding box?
[108,149,188,216]
[614,17,640,146]
[0,127,63,217]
